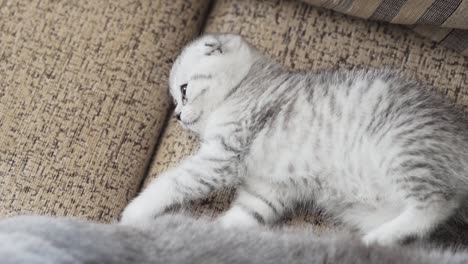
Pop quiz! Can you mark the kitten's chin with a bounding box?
[180,117,204,135]
[182,112,202,126]
[181,123,203,135]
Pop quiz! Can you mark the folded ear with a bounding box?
[204,42,223,56]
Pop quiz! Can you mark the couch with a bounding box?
[1,0,467,236]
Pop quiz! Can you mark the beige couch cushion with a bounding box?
[0,0,210,222]
[144,0,468,228]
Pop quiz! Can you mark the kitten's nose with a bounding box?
[174,112,181,121]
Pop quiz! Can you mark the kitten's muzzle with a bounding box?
[174,112,181,121]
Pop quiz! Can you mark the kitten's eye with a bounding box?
[180,83,187,96]
[180,83,188,104]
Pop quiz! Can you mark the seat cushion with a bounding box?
[0,0,210,222]
[144,0,468,229]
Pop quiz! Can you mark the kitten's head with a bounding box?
[169,33,258,134]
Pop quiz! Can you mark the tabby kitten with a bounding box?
[121,33,468,246]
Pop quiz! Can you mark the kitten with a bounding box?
[120,33,468,246]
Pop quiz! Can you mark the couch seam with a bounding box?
[133,0,216,196]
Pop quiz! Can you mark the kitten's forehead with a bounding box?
[169,35,218,91]
[169,48,199,94]
[169,33,248,96]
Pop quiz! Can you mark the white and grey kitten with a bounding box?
[121,33,468,246]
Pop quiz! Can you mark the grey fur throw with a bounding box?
[0,214,467,264]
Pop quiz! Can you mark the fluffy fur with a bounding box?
[121,33,468,246]
[2,214,468,264]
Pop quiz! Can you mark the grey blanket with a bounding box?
[0,214,467,264]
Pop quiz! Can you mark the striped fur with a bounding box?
[121,34,468,246]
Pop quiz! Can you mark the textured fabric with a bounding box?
[0,0,210,222]
[299,0,468,55]
[144,0,468,229]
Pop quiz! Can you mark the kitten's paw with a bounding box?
[203,42,222,55]
[362,229,397,246]
[218,207,261,229]
[119,199,158,226]
[218,215,241,229]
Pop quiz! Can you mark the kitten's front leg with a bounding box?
[120,138,240,225]
[119,170,183,226]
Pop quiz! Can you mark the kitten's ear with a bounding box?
[204,42,223,56]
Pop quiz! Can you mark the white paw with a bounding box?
[218,207,260,229]
[119,198,160,226]
[362,228,397,246]
[218,215,241,229]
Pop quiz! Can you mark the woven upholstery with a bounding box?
[0,0,210,222]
